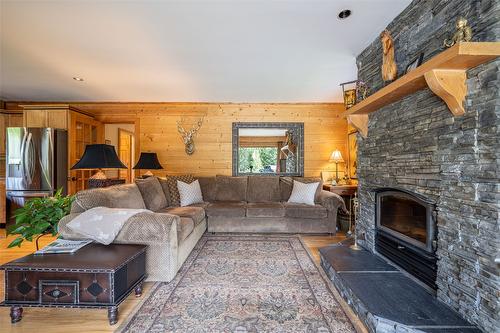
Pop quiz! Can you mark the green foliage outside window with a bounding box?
[238,147,278,173]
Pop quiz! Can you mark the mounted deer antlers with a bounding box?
[177,117,204,155]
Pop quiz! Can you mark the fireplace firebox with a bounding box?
[375,188,438,290]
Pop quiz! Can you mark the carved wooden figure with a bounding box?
[380,30,397,81]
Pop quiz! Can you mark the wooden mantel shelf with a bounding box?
[345,42,500,137]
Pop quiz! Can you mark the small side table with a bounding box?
[1,243,147,325]
[88,178,126,188]
[323,184,358,233]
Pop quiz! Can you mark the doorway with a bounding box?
[103,123,136,182]
[118,128,134,183]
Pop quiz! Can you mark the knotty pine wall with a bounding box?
[5,102,348,177]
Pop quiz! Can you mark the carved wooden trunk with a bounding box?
[1,243,147,325]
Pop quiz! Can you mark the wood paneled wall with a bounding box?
[5,102,348,177]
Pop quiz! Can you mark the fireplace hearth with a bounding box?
[375,188,437,290]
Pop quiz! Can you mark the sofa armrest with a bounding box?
[114,212,179,243]
[58,211,180,244]
[317,190,347,214]
[58,212,181,282]
[114,212,180,281]
[57,213,88,239]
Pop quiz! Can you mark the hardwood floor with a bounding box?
[0,232,349,333]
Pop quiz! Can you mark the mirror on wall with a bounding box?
[232,122,304,176]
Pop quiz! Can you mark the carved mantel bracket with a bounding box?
[424,69,466,116]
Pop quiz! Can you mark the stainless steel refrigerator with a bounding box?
[5,128,68,227]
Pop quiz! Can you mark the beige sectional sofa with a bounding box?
[57,175,345,282]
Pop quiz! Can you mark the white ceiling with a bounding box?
[0,0,410,103]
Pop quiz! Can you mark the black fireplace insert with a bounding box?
[375,188,438,290]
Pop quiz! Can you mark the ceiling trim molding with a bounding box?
[4,101,345,118]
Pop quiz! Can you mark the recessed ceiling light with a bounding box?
[338,9,351,20]
[73,77,84,81]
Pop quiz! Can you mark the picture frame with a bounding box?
[321,171,335,185]
[405,53,424,74]
[347,131,358,179]
[343,89,357,109]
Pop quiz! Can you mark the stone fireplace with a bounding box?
[375,188,438,290]
[354,1,499,332]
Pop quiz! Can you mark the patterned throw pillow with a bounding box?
[177,180,204,207]
[287,180,320,206]
[166,174,194,206]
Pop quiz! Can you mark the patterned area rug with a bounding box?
[118,234,355,333]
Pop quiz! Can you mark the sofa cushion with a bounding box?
[135,177,168,211]
[189,202,210,208]
[157,177,172,206]
[71,184,146,212]
[280,177,323,203]
[197,177,217,201]
[284,203,328,219]
[215,175,248,201]
[279,177,294,202]
[72,188,111,213]
[162,206,206,225]
[247,176,280,203]
[177,217,195,242]
[107,184,147,209]
[288,180,319,206]
[165,174,194,206]
[205,201,247,218]
[296,177,323,202]
[177,180,204,207]
[246,202,285,218]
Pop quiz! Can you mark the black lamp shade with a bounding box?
[71,144,127,170]
[133,152,163,170]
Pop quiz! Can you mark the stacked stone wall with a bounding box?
[355,1,499,331]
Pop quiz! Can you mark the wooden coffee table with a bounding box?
[0,243,147,325]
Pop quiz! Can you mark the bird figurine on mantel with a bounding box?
[380,29,397,82]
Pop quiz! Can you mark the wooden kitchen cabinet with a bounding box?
[0,179,5,228]
[47,109,68,129]
[0,111,23,179]
[24,109,48,127]
[68,111,103,194]
[0,104,22,227]
[7,114,24,127]
[22,105,69,129]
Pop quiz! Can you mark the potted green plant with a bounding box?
[7,188,74,249]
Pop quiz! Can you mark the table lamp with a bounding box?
[71,144,127,180]
[329,149,345,184]
[133,152,163,178]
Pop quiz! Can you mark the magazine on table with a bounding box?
[34,239,93,255]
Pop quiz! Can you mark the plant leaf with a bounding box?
[7,237,24,248]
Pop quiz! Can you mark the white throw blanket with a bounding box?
[66,207,150,245]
